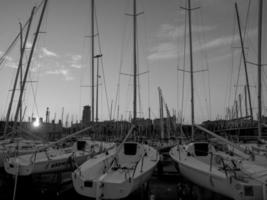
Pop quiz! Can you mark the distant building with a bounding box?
[82,105,91,125]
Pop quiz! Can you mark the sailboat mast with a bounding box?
[158,87,164,139]
[14,0,48,127]
[188,0,195,140]
[235,3,253,120]
[133,0,137,123]
[257,0,263,139]
[3,7,35,136]
[19,23,23,123]
[95,54,102,122]
[91,0,95,122]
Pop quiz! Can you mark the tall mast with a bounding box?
[3,6,35,135]
[19,23,23,123]
[235,3,253,120]
[188,0,195,140]
[244,86,248,116]
[257,0,263,139]
[95,54,102,122]
[13,0,48,128]
[133,0,137,123]
[158,87,164,139]
[91,0,95,122]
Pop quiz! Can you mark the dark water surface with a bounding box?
[0,162,230,200]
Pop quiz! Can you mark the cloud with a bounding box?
[148,23,215,61]
[5,56,13,62]
[209,50,238,63]
[26,41,32,49]
[45,68,74,81]
[156,23,215,39]
[2,55,18,69]
[148,27,257,61]
[196,28,257,51]
[71,55,81,62]
[70,64,82,69]
[30,62,42,72]
[197,36,233,51]
[68,54,82,69]
[41,47,58,57]
[6,61,18,69]
[148,42,177,61]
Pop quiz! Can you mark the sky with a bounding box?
[0,0,266,125]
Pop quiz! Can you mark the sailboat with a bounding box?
[0,138,46,168]
[72,126,159,199]
[219,0,267,168]
[72,0,159,199]
[0,0,49,169]
[4,126,115,176]
[240,0,267,167]
[170,0,267,199]
[169,131,267,200]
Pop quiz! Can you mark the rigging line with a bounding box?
[24,4,49,120]
[21,51,38,119]
[80,21,91,118]
[136,33,143,118]
[28,72,39,117]
[199,3,212,120]
[78,36,86,120]
[125,71,133,121]
[137,0,149,118]
[232,22,242,107]
[242,0,251,40]
[113,10,129,120]
[243,0,257,57]
[180,0,187,124]
[101,80,104,120]
[195,86,205,122]
[94,5,111,120]
[141,2,151,119]
[233,52,242,103]
[233,0,252,114]
[114,1,133,120]
[79,0,91,114]
[226,11,237,117]
[262,70,267,110]
[30,2,49,119]
[0,0,45,68]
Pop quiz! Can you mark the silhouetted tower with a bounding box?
[45,107,50,123]
[82,105,91,124]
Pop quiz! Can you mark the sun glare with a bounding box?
[33,118,40,127]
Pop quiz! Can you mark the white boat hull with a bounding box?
[178,160,235,198]
[4,151,89,175]
[72,143,159,199]
[4,141,115,176]
[170,143,267,200]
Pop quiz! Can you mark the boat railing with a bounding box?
[213,153,249,182]
[178,145,181,160]
[103,126,135,173]
[132,153,145,178]
[209,151,213,173]
[140,153,145,173]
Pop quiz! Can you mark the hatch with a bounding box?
[124,143,137,155]
[194,143,209,156]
